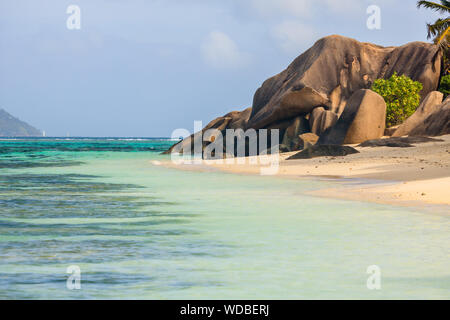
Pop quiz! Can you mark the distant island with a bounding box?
[0,108,42,137]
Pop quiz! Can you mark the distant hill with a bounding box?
[0,109,42,137]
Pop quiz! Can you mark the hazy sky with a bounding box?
[0,0,442,136]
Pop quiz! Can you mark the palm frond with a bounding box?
[435,27,450,48]
[426,18,450,39]
[417,0,450,14]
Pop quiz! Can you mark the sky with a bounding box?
[0,0,443,137]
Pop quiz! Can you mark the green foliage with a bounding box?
[371,72,423,127]
[417,1,450,15]
[439,74,450,97]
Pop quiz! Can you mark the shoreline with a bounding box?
[158,134,450,209]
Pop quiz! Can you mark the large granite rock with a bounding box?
[163,107,279,157]
[281,116,310,151]
[298,133,319,149]
[163,113,235,154]
[319,89,386,145]
[384,125,400,136]
[392,91,444,137]
[309,107,339,136]
[409,98,450,136]
[165,35,443,156]
[224,107,252,130]
[247,35,441,129]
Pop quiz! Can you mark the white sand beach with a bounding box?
[161,134,450,207]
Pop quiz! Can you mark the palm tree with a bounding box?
[417,1,450,73]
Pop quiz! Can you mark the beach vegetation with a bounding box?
[371,72,423,127]
[439,74,450,97]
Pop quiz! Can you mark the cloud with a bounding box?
[201,31,249,69]
[271,20,319,54]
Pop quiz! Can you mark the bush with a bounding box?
[371,72,423,127]
[438,74,450,98]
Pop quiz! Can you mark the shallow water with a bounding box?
[0,138,449,299]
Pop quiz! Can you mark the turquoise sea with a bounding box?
[0,138,448,299]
